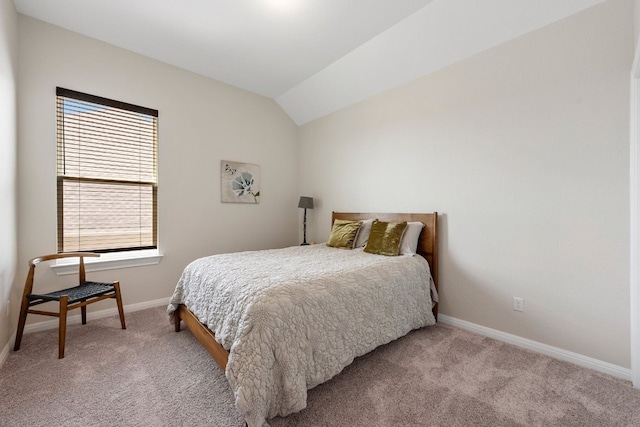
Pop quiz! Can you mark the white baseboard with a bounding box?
[3,304,630,382]
[0,297,169,369]
[438,314,631,381]
[19,297,169,334]
[0,333,13,370]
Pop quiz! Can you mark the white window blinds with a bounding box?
[56,87,158,253]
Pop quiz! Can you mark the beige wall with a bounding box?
[636,0,640,43]
[14,16,299,331]
[299,0,633,367]
[0,0,18,357]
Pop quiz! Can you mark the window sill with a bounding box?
[51,251,163,276]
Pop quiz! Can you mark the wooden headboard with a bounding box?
[331,212,439,315]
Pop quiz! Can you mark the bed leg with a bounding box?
[174,314,181,332]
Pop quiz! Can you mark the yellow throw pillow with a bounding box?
[326,219,363,249]
[364,220,408,256]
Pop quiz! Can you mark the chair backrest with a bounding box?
[24,253,101,295]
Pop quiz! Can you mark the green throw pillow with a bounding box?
[326,219,363,249]
[364,220,408,256]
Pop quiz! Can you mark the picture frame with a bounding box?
[220,160,260,204]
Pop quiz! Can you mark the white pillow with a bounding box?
[353,219,375,248]
[399,222,424,256]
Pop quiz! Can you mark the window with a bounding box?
[56,87,158,253]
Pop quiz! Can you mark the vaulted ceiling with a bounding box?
[14,0,605,124]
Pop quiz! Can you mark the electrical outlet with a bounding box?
[513,297,524,312]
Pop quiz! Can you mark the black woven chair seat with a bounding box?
[28,281,115,304]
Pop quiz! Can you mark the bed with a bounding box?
[168,211,438,427]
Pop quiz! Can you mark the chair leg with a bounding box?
[13,296,30,351]
[59,295,68,359]
[81,305,87,325]
[113,281,126,330]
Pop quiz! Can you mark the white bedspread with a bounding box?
[167,244,435,427]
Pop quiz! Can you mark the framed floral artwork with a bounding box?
[220,160,260,204]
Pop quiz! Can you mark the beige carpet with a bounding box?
[2,306,640,427]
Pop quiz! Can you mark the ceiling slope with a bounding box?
[277,0,606,125]
[14,0,605,125]
[13,0,430,98]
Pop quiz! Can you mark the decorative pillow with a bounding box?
[399,222,425,256]
[353,219,375,248]
[364,220,408,256]
[326,219,363,249]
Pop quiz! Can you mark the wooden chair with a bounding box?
[13,253,126,359]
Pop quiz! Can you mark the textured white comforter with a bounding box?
[167,244,435,427]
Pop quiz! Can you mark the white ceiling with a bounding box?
[14,0,605,125]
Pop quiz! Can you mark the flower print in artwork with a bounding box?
[231,172,259,202]
[221,160,260,203]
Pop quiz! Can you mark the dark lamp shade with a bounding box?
[298,196,314,209]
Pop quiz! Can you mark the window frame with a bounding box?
[56,87,159,254]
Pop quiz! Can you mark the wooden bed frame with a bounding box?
[173,211,438,373]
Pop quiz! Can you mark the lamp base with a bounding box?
[300,242,309,246]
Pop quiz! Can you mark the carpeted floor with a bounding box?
[2,306,640,426]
